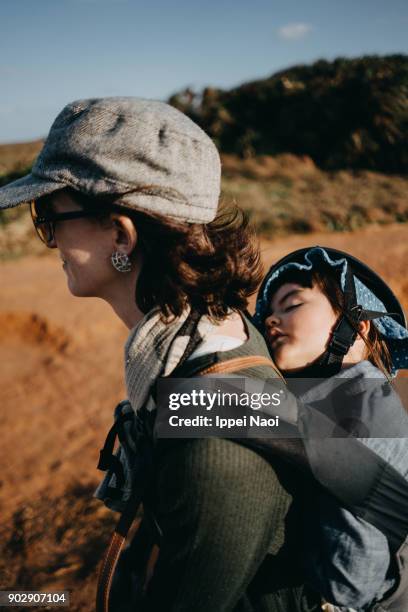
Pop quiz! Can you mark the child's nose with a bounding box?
[265,313,280,328]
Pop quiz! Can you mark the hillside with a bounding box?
[221,154,408,235]
[0,140,43,178]
[169,55,408,173]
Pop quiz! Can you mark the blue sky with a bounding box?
[2,0,408,142]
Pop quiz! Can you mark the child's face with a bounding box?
[264,282,338,372]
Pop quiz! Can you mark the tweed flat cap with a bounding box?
[0,97,221,223]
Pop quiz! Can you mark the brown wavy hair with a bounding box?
[39,188,264,321]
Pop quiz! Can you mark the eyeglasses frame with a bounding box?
[30,200,97,245]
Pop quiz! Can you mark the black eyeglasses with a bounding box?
[30,200,96,246]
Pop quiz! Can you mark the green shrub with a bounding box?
[169,55,408,173]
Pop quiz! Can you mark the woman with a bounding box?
[0,97,319,611]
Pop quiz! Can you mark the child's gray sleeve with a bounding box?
[304,492,395,608]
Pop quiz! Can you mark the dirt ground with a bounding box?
[0,223,407,610]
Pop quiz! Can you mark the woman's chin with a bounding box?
[66,280,100,298]
[66,278,88,298]
[67,283,81,297]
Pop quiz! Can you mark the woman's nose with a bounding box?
[47,224,58,249]
[46,236,58,249]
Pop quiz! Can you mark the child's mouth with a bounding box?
[268,332,287,347]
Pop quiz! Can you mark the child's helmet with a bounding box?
[254,246,408,375]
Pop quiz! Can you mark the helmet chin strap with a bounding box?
[283,266,395,379]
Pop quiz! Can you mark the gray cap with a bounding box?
[0,97,221,224]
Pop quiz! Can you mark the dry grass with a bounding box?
[221,154,408,235]
[0,140,43,175]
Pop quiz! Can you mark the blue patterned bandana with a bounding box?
[254,247,408,374]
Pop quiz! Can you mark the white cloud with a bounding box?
[278,23,313,41]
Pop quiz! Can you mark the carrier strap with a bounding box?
[323,266,398,372]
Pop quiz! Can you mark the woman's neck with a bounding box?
[99,267,145,330]
[109,296,145,330]
[211,311,248,342]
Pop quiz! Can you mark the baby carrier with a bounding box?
[95,327,285,611]
[97,247,408,611]
[253,246,408,611]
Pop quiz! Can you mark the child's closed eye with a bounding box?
[285,303,302,312]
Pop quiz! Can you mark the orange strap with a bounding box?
[197,354,284,380]
[96,531,126,612]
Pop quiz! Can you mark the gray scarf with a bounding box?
[95,305,216,511]
[124,305,216,414]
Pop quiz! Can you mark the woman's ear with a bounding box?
[110,214,138,255]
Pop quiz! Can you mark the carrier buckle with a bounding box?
[330,333,352,355]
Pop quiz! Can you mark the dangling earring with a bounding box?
[111,251,132,273]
